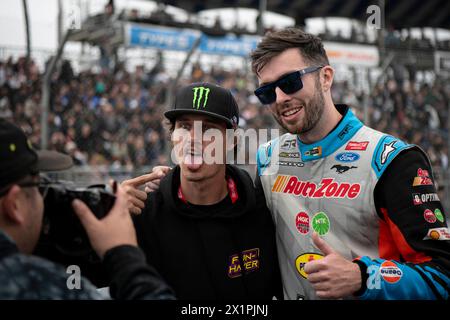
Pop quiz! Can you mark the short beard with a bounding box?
[273,77,325,135]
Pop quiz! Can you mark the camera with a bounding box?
[34,179,116,286]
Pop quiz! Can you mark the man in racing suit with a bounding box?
[251,27,450,300]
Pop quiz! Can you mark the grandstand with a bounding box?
[0,0,449,211]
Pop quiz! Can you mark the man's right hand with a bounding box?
[121,166,171,215]
[144,166,171,193]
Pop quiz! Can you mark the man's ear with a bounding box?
[1,185,25,225]
[321,65,334,92]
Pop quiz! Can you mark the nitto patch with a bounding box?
[380,261,403,284]
[295,253,324,279]
[296,212,310,235]
[278,161,304,167]
[312,212,330,236]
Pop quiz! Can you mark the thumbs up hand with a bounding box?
[304,232,362,299]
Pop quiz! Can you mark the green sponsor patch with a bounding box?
[312,212,330,236]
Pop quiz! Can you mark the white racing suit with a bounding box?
[256,104,450,300]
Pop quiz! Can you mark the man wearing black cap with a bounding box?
[132,83,281,299]
[0,119,174,299]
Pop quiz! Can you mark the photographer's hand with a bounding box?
[121,166,171,215]
[72,182,138,259]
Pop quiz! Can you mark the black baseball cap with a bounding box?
[0,119,73,188]
[164,82,239,128]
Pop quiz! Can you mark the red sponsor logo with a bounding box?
[412,194,422,205]
[380,261,403,284]
[424,209,437,223]
[296,212,310,235]
[345,141,369,151]
[272,175,361,199]
[413,168,433,187]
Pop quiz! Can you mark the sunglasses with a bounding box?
[0,176,52,198]
[254,66,323,105]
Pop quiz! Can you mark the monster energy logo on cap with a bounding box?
[192,86,210,110]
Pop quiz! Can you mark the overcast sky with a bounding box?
[1,0,448,59]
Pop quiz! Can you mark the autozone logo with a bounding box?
[271,175,361,199]
[412,168,433,187]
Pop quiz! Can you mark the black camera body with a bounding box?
[34,181,116,287]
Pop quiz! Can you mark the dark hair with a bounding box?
[251,27,329,75]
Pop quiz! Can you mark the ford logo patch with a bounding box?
[335,152,360,163]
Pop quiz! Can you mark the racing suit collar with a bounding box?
[297,104,363,162]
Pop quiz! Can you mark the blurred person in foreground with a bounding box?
[124,83,281,299]
[0,119,174,300]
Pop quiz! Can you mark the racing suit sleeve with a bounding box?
[103,245,175,300]
[355,148,450,300]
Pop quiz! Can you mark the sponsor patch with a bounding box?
[338,124,354,140]
[335,152,360,163]
[227,248,260,278]
[346,141,369,151]
[281,139,296,150]
[279,152,300,158]
[295,253,324,279]
[413,168,433,187]
[296,212,310,235]
[424,209,437,223]
[434,209,444,223]
[413,194,422,205]
[380,141,397,165]
[271,175,361,199]
[423,228,450,240]
[331,164,357,174]
[380,261,403,284]
[413,193,440,205]
[312,212,330,236]
[277,161,304,167]
[305,146,322,157]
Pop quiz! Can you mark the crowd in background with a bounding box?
[0,55,448,194]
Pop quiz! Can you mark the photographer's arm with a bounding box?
[72,183,175,300]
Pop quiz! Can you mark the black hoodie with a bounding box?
[133,165,282,300]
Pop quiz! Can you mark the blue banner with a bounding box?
[127,24,199,51]
[126,24,259,57]
[199,35,258,57]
